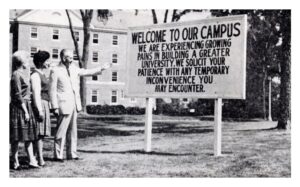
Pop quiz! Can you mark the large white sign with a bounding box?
[126,15,247,99]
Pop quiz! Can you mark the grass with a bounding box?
[9,115,291,177]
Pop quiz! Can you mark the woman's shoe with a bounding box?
[12,163,21,170]
[28,162,40,169]
[38,161,46,167]
[28,164,40,169]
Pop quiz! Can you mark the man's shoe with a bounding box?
[28,163,40,169]
[53,158,64,163]
[67,157,83,161]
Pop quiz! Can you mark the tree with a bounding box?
[66,10,82,68]
[276,10,291,129]
[210,10,287,121]
[66,9,111,113]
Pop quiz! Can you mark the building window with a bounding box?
[73,50,79,61]
[182,98,188,103]
[91,90,98,103]
[111,90,117,104]
[130,98,136,102]
[93,33,99,44]
[30,27,38,39]
[74,31,80,42]
[121,90,124,99]
[112,53,118,64]
[92,75,98,81]
[112,71,118,82]
[30,47,38,58]
[92,52,98,62]
[112,35,118,45]
[52,49,59,60]
[52,29,60,40]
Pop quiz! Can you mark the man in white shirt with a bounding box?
[49,49,112,161]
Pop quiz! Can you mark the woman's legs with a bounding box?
[24,141,38,167]
[36,139,45,166]
[11,141,20,169]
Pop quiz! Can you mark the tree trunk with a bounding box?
[277,50,291,129]
[171,10,177,22]
[262,66,267,120]
[151,9,158,24]
[80,9,93,114]
[277,10,291,130]
[65,9,82,68]
[163,10,169,23]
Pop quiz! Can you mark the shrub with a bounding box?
[126,107,145,115]
[86,105,144,115]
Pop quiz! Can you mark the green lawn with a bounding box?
[10,115,291,177]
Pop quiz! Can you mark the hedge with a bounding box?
[86,105,145,115]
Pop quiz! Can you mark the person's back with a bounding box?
[10,69,31,106]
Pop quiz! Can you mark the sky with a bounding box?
[10,9,212,29]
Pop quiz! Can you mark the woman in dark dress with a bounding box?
[10,50,39,169]
[31,50,51,166]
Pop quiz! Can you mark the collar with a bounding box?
[34,68,45,75]
[59,61,72,69]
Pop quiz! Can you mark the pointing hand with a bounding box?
[102,63,112,70]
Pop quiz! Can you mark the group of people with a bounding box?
[10,49,112,170]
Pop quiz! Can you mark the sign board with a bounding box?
[126,15,247,99]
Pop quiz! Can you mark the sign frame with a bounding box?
[125,15,247,100]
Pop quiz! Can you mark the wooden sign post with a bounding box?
[214,98,222,156]
[145,97,153,152]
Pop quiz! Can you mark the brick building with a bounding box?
[9,9,145,108]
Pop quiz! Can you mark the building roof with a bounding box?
[13,9,84,28]
[9,9,153,30]
[9,9,211,30]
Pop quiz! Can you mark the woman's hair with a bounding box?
[33,50,50,69]
[12,50,29,71]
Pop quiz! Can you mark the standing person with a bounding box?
[49,49,112,161]
[31,50,51,166]
[10,51,39,169]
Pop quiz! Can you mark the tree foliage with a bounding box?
[210,10,290,127]
[151,9,290,125]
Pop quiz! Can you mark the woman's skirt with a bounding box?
[35,100,51,137]
[10,100,37,142]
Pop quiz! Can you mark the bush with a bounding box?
[187,99,214,116]
[222,100,248,119]
[86,105,144,115]
[154,100,194,116]
[126,107,145,115]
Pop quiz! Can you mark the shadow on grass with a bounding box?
[235,127,279,132]
[77,125,213,138]
[152,124,213,134]
[51,119,214,140]
[78,128,134,138]
[77,149,196,156]
[205,151,234,156]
